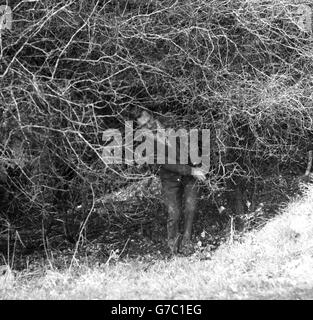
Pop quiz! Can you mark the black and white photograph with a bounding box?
[1,0,313,303]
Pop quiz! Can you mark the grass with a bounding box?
[1,184,313,299]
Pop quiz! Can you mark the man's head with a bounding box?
[137,110,155,129]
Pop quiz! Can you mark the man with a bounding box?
[137,111,207,255]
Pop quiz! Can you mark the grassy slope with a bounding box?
[1,185,313,299]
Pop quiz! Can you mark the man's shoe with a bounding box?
[168,234,181,255]
[179,238,194,256]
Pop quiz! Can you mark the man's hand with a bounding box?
[191,167,207,181]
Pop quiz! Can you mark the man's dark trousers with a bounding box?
[159,168,199,254]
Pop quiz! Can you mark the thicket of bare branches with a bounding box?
[1,0,313,248]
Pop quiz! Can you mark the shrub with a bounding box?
[1,0,313,249]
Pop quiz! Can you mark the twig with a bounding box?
[305,150,313,176]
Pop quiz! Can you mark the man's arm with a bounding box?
[161,164,207,181]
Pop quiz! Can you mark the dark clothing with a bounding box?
[160,163,192,176]
[158,129,202,174]
[158,134,200,253]
[138,115,202,253]
[160,170,199,248]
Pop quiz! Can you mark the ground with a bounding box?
[1,175,313,299]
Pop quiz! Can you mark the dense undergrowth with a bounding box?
[1,0,313,255]
[1,181,313,299]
